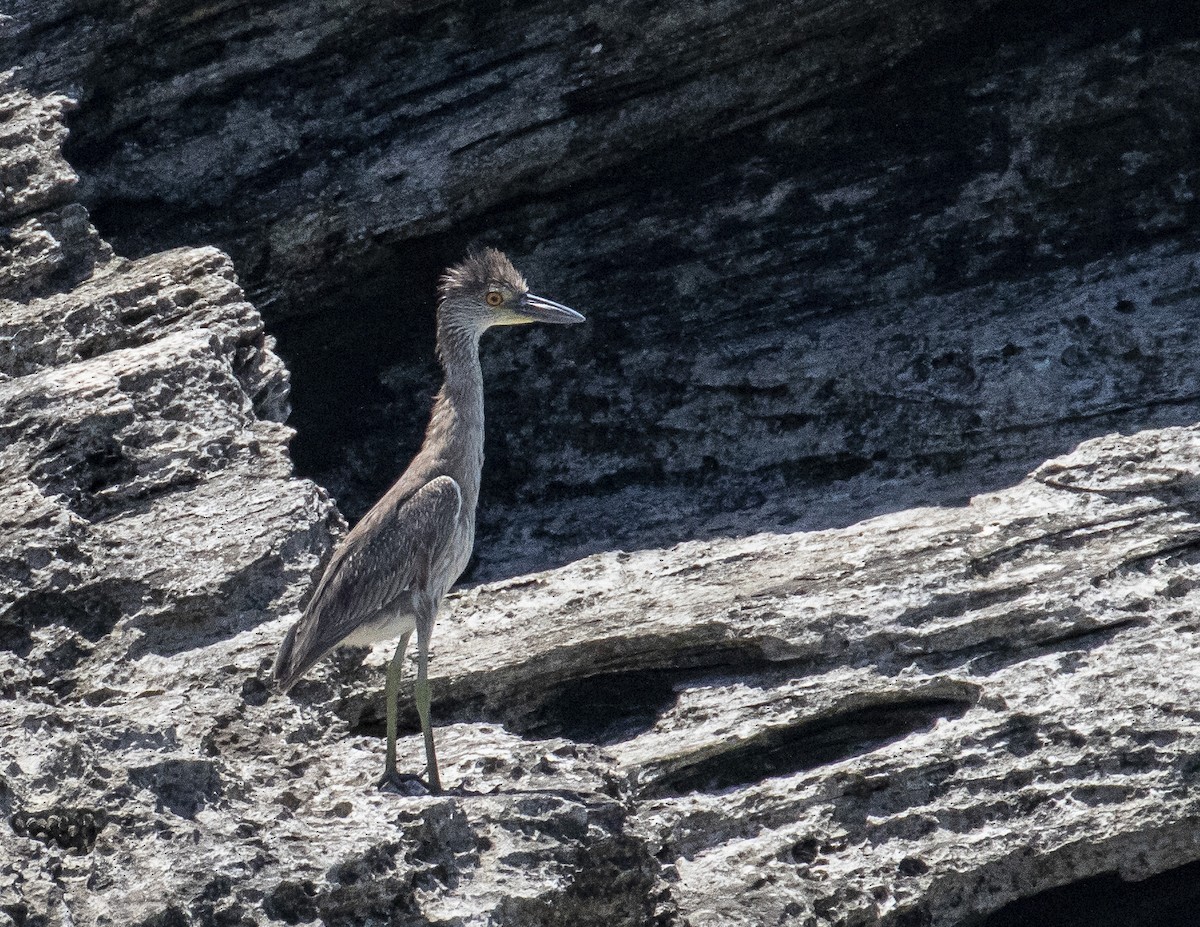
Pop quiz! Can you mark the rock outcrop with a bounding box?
[6,69,1200,927]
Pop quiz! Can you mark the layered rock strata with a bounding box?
[5,74,1200,927]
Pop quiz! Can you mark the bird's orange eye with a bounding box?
[485,291,503,307]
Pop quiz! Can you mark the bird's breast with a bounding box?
[338,602,418,647]
[445,510,476,588]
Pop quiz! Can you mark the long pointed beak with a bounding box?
[520,293,585,324]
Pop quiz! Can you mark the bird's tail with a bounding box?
[272,621,304,694]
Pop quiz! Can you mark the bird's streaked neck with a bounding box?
[434,315,484,407]
[425,314,486,509]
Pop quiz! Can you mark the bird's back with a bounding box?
[272,464,466,691]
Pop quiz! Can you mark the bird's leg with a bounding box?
[378,631,423,794]
[414,622,441,794]
[384,631,410,777]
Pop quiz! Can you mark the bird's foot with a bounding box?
[377,771,438,797]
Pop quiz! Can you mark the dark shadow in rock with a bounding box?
[134,906,190,927]
[0,580,148,658]
[343,706,419,742]
[345,644,772,745]
[0,206,111,304]
[270,232,455,513]
[0,904,30,927]
[645,696,972,798]
[240,675,271,707]
[905,616,1145,679]
[317,843,421,927]
[128,759,222,819]
[495,833,663,927]
[264,879,320,925]
[28,427,140,522]
[519,669,681,746]
[125,552,295,658]
[962,858,1200,927]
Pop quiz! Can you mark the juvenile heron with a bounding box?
[272,248,584,794]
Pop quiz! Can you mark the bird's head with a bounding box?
[437,247,584,334]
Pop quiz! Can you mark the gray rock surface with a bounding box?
[5,0,1003,316]
[6,72,1200,927]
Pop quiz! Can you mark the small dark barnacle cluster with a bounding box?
[11,806,108,854]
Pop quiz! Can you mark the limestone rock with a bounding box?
[6,8,1200,927]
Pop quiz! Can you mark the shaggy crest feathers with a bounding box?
[438,247,527,301]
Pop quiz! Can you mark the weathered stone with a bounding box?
[0,74,77,223]
[6,5,1200,927]
[6,0,1004,317]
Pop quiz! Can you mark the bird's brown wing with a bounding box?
[272,475,462,691]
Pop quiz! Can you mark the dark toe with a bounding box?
[376,772,433,796]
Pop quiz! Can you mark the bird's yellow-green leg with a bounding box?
[377,631,412,792]
[414,626,441,794]
[385,631,411,777]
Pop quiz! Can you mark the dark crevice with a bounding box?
[268,232,452,490]
[128,759,223,820]
[496,832,669,927]
[645,697,972,797]
[896,584,1033,628]
[500,642,816,744]
[1105,533,1200,575]
[345,646,804,745]
[1034,617,1143,651]
[907,616,1143,679]
[0,580,149,657]
[963,858,1200,927]
[519,669,681,745]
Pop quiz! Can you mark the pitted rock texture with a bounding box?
[6,8,1200,927]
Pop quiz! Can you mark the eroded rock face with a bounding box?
[6,0,1003,314]
[5,71,1200,927]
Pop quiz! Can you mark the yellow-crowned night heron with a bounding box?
[272,248,584,794]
